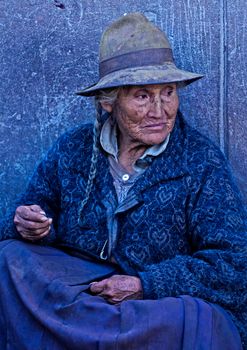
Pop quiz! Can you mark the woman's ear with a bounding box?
[100,102,113,113]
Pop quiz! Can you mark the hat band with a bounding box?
[99,48,174,78]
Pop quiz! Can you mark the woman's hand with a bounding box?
[90,274,143,304]
[14,205,52,241]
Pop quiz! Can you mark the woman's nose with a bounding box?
[148,97,164,118]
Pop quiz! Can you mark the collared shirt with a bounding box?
[100,116,170,203]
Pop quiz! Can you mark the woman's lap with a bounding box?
[0,240,242,350]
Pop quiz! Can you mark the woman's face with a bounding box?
[102,83,179,147]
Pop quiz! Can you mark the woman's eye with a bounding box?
[160,90,173,99]
[137,94,148,100]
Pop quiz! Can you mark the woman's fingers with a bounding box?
[14,214,51,231]
[20,227,51,241]
[14,205,52,240]
[90,281,106,294]
[90,275,143,303]
[15,205,50,223]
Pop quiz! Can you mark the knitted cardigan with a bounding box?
[1,112,247,345]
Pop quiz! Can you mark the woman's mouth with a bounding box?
[143,123,167,130]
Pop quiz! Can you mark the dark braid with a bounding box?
[78,105,102,225]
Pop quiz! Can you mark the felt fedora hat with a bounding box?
[77,13,203,96]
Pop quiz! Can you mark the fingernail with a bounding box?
[48,218,53,224]
[40,211,46,215]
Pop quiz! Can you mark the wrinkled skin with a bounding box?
[14,205,52,241]
[101,83,179,172]
[90,275,143,304]
[14,83,179,303]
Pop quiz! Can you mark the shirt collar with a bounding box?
[100,116,118,159]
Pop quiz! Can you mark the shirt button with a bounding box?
[122,174,129,181]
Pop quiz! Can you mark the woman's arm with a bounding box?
[138,158,247,309]
[0,138,61,242]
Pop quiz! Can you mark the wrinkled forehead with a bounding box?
[120,83,177,95]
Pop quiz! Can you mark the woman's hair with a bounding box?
[78,87,121,224]
[94,87,122,110]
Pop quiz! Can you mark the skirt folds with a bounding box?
[0,240,242,350]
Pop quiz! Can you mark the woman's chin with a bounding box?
[139,130,170,146]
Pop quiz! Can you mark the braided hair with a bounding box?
[78,88,121,225]
[77,104,102,225]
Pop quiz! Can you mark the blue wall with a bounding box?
[0,0,246,216]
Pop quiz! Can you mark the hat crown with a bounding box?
[76,12,204,96]
[100,13,171,62]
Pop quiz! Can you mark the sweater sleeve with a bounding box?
[0,137,61,242]
[139,157,247,312]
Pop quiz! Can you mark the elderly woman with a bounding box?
[0,13,246,350]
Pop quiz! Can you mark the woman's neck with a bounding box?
[117,139,148,173]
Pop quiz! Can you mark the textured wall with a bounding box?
[0,0,246,216]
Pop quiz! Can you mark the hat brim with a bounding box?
[76,63,204,96]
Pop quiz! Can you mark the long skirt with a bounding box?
[0,240,242,350]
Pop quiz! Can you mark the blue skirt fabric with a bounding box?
[0,240,242,350]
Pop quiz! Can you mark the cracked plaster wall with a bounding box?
[0,0,246,216]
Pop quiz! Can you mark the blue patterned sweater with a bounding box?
[1,112,247,345]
